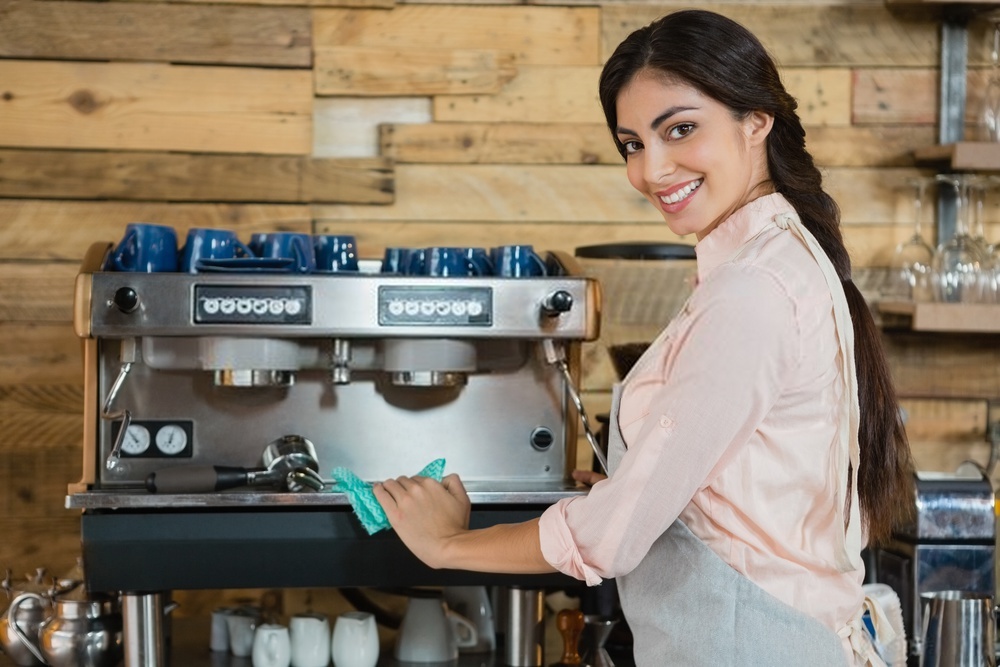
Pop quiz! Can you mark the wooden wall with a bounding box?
[2,0,1000,593]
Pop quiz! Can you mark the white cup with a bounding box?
[289,612,331,667]
[394,597,478,663]
[253,623,292,667]
[209,607,234,652]
[443,586,496,653]
[227,610,260,658]
[331,611,379,667]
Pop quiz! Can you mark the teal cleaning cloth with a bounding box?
[330,459,446,535]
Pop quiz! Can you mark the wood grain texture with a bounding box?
[600,4,939,66]
[0,261,77,322]
[0,516,82,579]
[0,323,83,385]
[0,150,394,204]
[0,61,312,154]
[853,68,991,127]
[0,0,312,67]
[883,332,1000,400]
[107,0,394,7]
[0,201,312,261]
[380,122,931,167]
[313,6,601,66]
[431,66,851,126]
[314,46,517,96]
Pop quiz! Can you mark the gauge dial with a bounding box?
[155,424,188,455]
[121,424,151,455]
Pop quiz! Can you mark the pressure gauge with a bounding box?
[155,424,188,455]
[120,424,151,455]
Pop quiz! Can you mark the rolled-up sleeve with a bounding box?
[539,261,802,583]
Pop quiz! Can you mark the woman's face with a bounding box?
[615,71,774,241]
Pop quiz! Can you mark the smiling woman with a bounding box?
[374,10,914,667]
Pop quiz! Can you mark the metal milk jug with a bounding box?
[38,592,123,667]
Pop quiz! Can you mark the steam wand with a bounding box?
[102,337,136,471]
[542,339,609,475]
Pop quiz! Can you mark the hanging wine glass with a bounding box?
[933,174,986,303]
[888,176,936,302]
[983,17,1000,141]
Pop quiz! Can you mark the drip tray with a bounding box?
[67,480,585,509]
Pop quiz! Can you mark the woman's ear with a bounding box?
[744,111,774,146]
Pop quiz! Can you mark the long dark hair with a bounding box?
[599,9,913,545]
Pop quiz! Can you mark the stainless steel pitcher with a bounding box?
[920,590,997,667]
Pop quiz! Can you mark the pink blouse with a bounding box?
[539,194,865,640]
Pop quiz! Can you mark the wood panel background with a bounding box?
[2,0,999,606]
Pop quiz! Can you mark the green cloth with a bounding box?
[330,459,446,535]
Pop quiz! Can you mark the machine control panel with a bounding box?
[193,285,312,325]
[378,286,492,326]
[110,420,194,458]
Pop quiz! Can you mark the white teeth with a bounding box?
[660,179,703,205]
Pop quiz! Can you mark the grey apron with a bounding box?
[607,385,850,667]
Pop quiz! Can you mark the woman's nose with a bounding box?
[644,146,675,185]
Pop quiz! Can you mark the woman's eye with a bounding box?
[668,123,695,140]
[621,140,642,155]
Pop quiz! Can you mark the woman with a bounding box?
[372,10,913,666]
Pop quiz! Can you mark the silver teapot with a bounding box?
[0,569,61,667]
[1,568,123,667]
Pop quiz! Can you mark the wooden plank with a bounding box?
[109,0,394,8]
[0,384,83,415]
[0,0,312,68]
[432,66,851,126]
[882,331,1000,400]
[380,122,621,165]
[312,165,919,225]
[0,61,313,154]
[0,517,82,578]
[0,412,82,454]
[0,323,83,385]
[879,302,1000,333]
[0,261,77,322]
[313,7,601,67]
[600,4,938,67]
[380,122,930,167]
[853,68,991,126]
[0,200,312,261]
[314,97,432,158]
[913,141,1000,171]
[0,150,394,204]
[314,46,517,96]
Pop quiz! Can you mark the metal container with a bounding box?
[919,591,996,667]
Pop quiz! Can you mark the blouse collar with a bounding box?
[694,193,795,283]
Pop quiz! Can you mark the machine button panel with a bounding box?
[194,285,312,325]
[378,286,492,326]
[111,420,194,458]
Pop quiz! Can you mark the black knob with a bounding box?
[112,287,139,313]
[542,290,573,316]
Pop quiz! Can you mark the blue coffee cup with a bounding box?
[110,222,178,272]
[406,248,427,275]
[424,246,484,277]
[253,232,316,273]
[492,244,547,278]
[180,228,254,273]
[314,234,359,273]
[381,247,412,274]
[464,247,494,276]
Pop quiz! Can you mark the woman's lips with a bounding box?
[657,178,703,213]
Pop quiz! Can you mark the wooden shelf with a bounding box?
[886,0,1000,6]
[913,142,1000,170]
[878,301,1000,332]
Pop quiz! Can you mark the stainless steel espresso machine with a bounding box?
[67,241,601,666]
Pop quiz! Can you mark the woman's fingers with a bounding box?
[571,470,608,487]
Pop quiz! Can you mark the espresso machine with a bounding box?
[67,240,601,665]
[874,468,996,661]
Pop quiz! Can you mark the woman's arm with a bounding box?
[373,473,556,575]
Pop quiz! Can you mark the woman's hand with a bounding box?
[572,470,607,487]
[372,473,471,569]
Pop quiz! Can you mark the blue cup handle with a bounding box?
[291,236,310,272]
[530,251,547,276]
[235,239,255,258]
[111,228,138,271]
[467,256,486,276]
